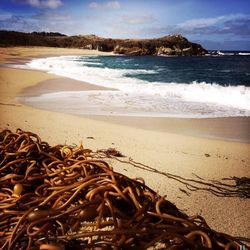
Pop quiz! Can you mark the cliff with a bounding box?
[0,30,207,56]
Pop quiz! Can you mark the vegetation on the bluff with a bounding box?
[0,30,207,56]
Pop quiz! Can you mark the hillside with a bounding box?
[0,30,207,56]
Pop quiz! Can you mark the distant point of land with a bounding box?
[0,30,207,56]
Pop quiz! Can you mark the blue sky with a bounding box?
[0,0,250,50]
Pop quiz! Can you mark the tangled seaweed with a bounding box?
[0,129,248,250]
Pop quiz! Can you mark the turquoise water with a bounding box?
[77,54,250,86]
[24,54,250,118]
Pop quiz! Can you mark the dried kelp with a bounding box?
[0,129,248,249]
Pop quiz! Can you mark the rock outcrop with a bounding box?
[0,31,207,56]
[114,45,150,56]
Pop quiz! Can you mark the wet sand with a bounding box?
[19,77,250,144]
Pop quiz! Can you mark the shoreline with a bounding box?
[0,46,114,64]
[17,76,250,144]
[0,47,250,239]
[82,115,250,144]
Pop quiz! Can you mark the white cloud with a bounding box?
[105,1,120,9]
[26,0,62,9]
[0,12,12,21]
[0,14,40,32]
[132,14,250,39]
[177,14,246,30]
[172,14,250,37]
[33,11,70,21]
[122,14,156,25]
[0,13,78,34]
[89,1,120,9]
[88,2,100,9]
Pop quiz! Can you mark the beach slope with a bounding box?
[0,47,249,239]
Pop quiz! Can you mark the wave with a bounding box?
[238,52,250,56]
[217,51,226,56]
[214,51,235,56]
[26,56,250,116]
[209,51,250,56]
[20,89,250,118]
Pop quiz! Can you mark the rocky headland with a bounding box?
[0,30,207,56]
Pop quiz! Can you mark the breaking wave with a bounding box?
[25,55,250,117]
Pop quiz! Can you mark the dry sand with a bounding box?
[0,47,249,239]
[0,46,113,64]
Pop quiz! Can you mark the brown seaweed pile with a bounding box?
[0,129,247,249]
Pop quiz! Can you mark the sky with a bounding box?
[0,0,250,50]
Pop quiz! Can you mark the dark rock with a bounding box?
[0,30,207,56]
[114,45,150,55]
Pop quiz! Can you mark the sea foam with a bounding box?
[26,56,250,117]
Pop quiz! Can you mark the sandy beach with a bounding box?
[0,47,249,239]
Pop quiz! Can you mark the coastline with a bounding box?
[0,47,250,239]
[87,115,250,144]
[18,76,250,144]
[0,46,114,64]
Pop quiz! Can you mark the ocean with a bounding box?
[23,52,250,118]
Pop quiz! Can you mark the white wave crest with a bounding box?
[239,52,250,56]
[26,56,250,117]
